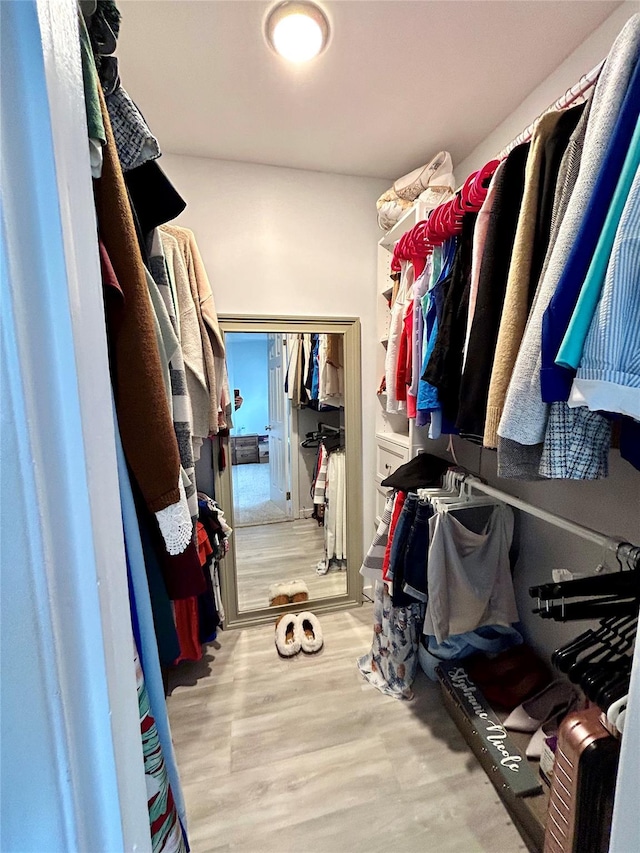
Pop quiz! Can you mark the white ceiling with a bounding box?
[117,0,620,180]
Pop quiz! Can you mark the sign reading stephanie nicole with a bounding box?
[438,665,542,797]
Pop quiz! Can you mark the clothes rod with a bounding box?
[498,59,604,159]
[464,475,624,553]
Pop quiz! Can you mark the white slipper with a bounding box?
[298,612,324,654]
[275,615,301,657]
[288,579,309,603]
[268,583,290,606]
[268,580,309,606]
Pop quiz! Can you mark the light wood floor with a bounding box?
[167,606,527,853]
[235,519,346,612]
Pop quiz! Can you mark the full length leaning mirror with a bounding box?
[214,316,363,628]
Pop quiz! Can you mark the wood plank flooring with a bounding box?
[167,606,527,853]
[235,519,346,611]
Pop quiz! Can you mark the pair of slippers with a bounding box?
[275,612,323,657]
[268,580,309,607]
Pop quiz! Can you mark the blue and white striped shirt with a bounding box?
[569,162,640,420]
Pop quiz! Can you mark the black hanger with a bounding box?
[567,620,635,682]
[552,615,633,671]
[596,669,632,710]
[533,597,639,622]
[529,568,640,602]
[582,657,632,702]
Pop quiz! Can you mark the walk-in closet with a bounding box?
[2,2,639,852]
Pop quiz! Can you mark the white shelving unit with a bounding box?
[369,200,435,543]
[375,201,430,490]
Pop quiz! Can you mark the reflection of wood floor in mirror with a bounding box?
[167,606,525,853]
[234,518,346,612]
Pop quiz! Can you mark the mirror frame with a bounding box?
[215,315,364,628]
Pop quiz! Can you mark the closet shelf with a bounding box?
[379,200,429,252]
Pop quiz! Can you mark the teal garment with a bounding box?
[556,115,640,370]
[78,13,105,143]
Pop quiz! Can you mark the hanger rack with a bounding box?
[461,474,637,558]
[497,59,604,159]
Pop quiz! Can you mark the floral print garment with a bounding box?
[357,580,425,700]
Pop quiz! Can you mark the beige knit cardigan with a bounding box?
[162,226,230,433]
[160,230,210,446]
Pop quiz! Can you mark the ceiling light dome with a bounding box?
[265,1,330,63]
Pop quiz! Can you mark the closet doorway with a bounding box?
[227,331,292,528]
[216,316,363,627]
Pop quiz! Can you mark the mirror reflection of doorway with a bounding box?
[225,331,348,613]
[228,332,290,527]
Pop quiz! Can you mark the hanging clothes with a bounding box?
[114,408,187,835]
[160,230,210,455]
[423,212,477,425]
[325,447,347,564]
[423,505,517,644]
[482,106,584,447]
[147,229,198,518]
[498,17,640,478]
[360,491,395,582]
[384,261,412,414]
[134,643,187,853]
[540,58,640,405]
[567,164,640,421]
[456,142,530,441]
[382,490,407,585]
[416,242,450,434]
[462,158,505,369]
[162,225,230,433]
[556,117,640,373]
[318,333,344,408]
[410,257,431,399]
[94,87,192,556]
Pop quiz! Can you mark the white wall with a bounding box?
[162,154,387,563]
[455,2,638,179]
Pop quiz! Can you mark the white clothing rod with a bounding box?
[464,475,624,552]
[498,59,604,159]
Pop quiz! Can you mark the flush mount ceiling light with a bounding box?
[265,1,330,63]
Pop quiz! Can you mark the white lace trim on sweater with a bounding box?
[155,477,192,555]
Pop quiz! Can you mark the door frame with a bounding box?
[216,315,363,628]
[2,1,150,849]
[266,331,293,518]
